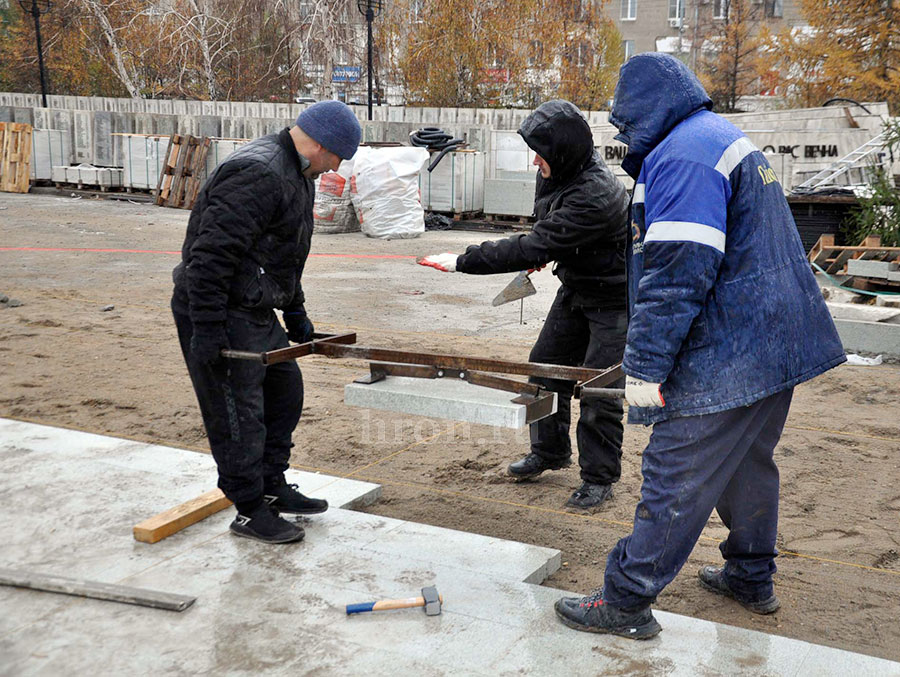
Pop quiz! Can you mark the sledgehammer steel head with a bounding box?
[421,585,441,616]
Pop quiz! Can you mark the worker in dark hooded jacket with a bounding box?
[172,101,361,545]
[553,54,846,640]
[419,99,629,510]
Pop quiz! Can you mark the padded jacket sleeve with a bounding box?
[185,161,282,324]
[623,160,729,383]
[456,172,627,275]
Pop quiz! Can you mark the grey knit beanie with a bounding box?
[296,101,361,160]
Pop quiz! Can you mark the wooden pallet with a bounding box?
[155,134,210,209]
[808,234,900,275]
[0,122,33,193]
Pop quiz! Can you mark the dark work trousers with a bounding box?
[528,285,627,486]
[603,388,794,608]
[172,301,303,506]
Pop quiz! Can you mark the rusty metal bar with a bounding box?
[513,392,558,425]
[224,333,623,394]
[573,365,623,398]
[465,371,541,397]
[238,332,358,365]
[309,343,608,382]
[580,388,626,400]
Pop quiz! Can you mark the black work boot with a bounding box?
[507,453,571,480]
[230,503,305,544]
[698,565,780,614]
[264,478,329,515]
[566,482,613,509]
[554,590,661,639]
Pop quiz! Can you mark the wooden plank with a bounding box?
[154,134,176,204]
[133,488,232,544]
[809,233,836,267]
[0,122,33,193]
[826,248,855,275]
[0,567,196,612]
[168,135,194,208]
[184,136,210,209]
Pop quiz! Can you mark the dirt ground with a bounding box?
[2,191,899,662]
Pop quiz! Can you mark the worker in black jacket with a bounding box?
[172,101,361,544]
[420,99,629,510]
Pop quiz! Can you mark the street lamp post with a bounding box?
[17,0,52,108]
[356,0,383,121]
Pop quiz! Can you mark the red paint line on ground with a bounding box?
[0,247,416,260]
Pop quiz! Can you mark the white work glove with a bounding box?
[625,377,665,407]
[417,253,458,273]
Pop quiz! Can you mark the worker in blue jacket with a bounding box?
[554,53,846,639]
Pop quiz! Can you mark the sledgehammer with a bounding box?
[346,585,442,616]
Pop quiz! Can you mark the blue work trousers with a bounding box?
[603,388,793,608]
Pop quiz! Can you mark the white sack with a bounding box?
[350,146,429,240]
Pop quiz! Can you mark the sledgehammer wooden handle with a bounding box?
[346,594,443,614]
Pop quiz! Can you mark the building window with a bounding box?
[410,0,424,23]
[765,0,783,17]
[621,0,636,20]
[576,42,590,67]
[527,40,543,67]
[713,0,727,19]
[623,40,635,61]
[668,0,684,19]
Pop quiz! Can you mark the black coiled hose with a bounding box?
[410,127,467,172]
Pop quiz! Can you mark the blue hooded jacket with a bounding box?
[609,53,845,425]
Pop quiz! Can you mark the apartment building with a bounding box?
[611,0,806,61]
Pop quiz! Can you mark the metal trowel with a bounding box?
[492,270,537,307]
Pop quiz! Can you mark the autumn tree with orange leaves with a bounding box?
[766,0,900,111]
[378,0,621,109]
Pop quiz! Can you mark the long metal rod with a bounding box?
[31,0,48,108]
[267,341,619,383]
[0,568,196,612]
[366,9,373,121]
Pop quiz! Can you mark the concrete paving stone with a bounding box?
[847,259,897,279]
[3,420,899,675]
[345,376,557,429]
[0,588,69,637]
[834,319,900,360]
[355,520,561,584]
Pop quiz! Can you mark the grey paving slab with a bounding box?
[2,419,899,676]
[345,375,557,429]
[847,258,898,278]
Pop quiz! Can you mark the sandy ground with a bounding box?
[1,191,899,662]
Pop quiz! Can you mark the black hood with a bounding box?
[518,100,594,184]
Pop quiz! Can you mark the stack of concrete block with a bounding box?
[121,135,169,190]
[203,138,248,181]
[484,170,536,218]
[57,164,124,189]
[418,150,485,214]
[489,129,535,177]
[31,129,72,180]
[846,259,900,283]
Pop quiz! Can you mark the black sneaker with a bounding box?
[554,590,661,640]
[507,453,571,480]
[566,482,613,509]
[230,504,305,544]
[264,481,328,515]
[697,565,780,614]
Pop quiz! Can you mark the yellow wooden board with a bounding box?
[0,122,33,193]
[133,488,232,544]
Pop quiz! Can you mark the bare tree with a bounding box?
[71,0,145,97]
